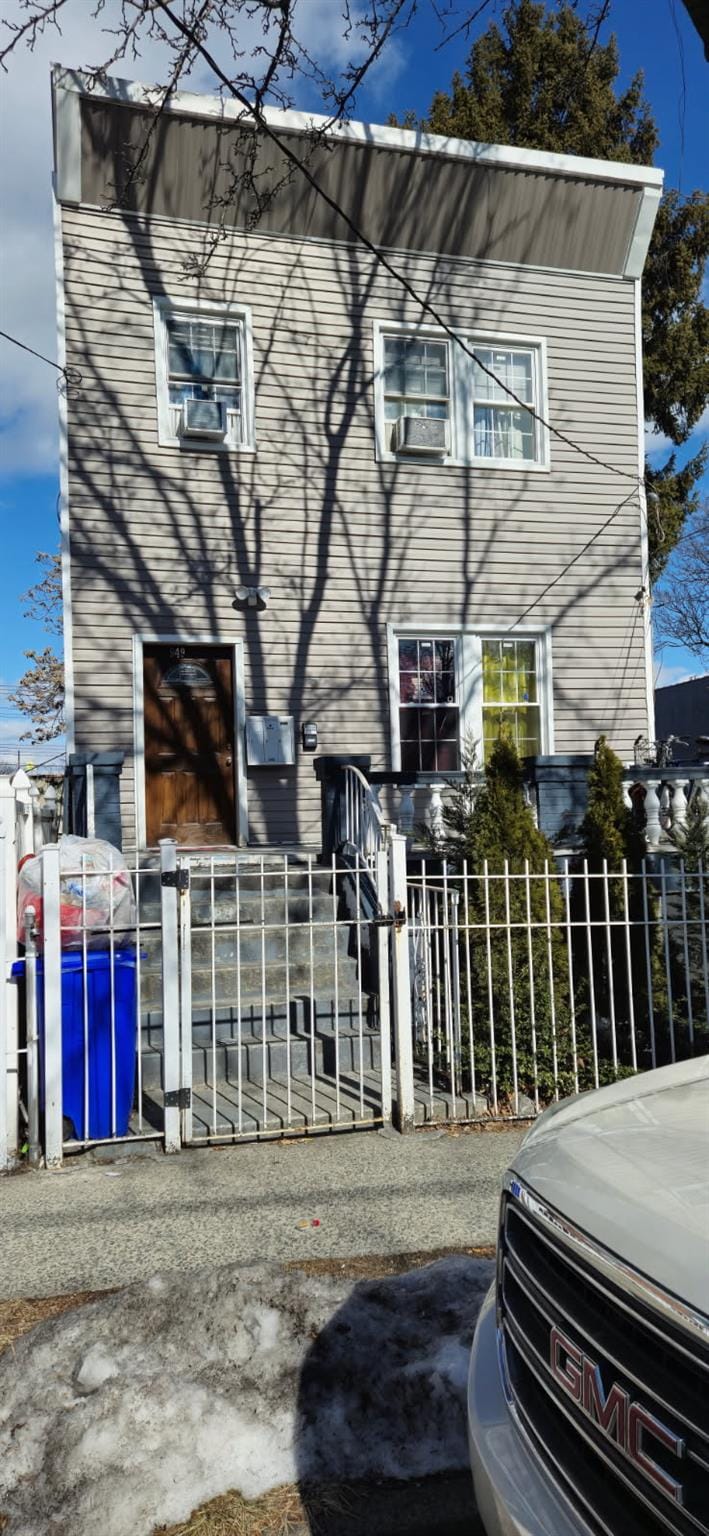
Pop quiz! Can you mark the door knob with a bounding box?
[225,757,232,766]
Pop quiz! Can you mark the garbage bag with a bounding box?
[17,835,135,949]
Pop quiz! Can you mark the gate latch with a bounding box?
[165,1088,191,1109]
[373,902,406,930]
[161,869,190,893]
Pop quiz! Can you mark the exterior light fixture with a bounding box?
[234,585,271,610]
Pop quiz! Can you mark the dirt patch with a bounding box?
[152,1484,314,1536]
[0,1248,492,1354]
[285,1245,494,1280]
[418,1119,530,1135]
[0,1290,117,1357]
[152,1475,477,1536]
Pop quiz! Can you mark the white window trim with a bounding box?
[373,322,550,471]
[153,295,256,453]
[387,622,554,773]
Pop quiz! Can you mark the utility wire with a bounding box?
[9,5,648,650]
[508,487,640,630]
[150,0,653,637]
[0,330,62,372]
[0,329,81,387]
[155,0,646,493]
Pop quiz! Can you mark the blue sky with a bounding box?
[0,0,707,758]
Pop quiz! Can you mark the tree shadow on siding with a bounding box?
[62,107,647,847]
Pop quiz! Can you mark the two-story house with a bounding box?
[52,66,662,852]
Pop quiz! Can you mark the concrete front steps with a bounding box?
[136,852,384,1138]
[143,1067,384,1140]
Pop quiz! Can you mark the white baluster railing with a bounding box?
[398,784,416,838]
[426,780,445,843]
[623,767,709,849]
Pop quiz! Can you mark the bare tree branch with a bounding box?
[0,0,70,69]
[9,553,64,741]
[432,0,493,53]
[655,503,709,661]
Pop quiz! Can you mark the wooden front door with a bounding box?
[143,643,237,846]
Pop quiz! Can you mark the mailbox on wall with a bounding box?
[245,715,296,766]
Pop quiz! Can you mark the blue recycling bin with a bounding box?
[12,950,138,1141]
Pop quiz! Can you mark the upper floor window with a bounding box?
[471,348,537,463]
[374,325,548,470]
[153,298,255,452]
[383,336,450,424]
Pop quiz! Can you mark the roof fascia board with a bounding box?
[51,65,664,193]
[623,184,663,279]
[52,76,81,204]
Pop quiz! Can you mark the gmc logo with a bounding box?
[549,1325,685,1506]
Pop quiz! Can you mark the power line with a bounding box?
[0,330,61,373]
[148,0,652,639]
[508,487,640,630]
[0,329,81,388]
[21,6,650,653]
[155,0,646,494]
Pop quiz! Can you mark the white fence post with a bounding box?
[389,830,415,1133]
[178,854,193,1145]
[160,838,182,1154]
[24,909,41,1168]
[86,763,96,839]
[1,771,46,1168]
[0,830,8,1171]
[0,775,20,1166]
[12,769,35,861]
[376,844,392,1125]
[42,843,64,1168]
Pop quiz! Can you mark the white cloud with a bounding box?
[653,653,707,689]
[645,402,709,462]
[0,0,406,479]
[644,424,674,457]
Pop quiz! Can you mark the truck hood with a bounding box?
[511,1055,709,1317]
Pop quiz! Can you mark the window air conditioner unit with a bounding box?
[393,414,449,455]
[182,398,227,439]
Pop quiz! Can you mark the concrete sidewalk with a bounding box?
[0,1125,523,1299]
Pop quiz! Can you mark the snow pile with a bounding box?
[0,1256,493,1536]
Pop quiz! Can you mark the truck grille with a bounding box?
[498,1180,709,1536]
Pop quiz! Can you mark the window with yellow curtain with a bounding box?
[482,639,540,761]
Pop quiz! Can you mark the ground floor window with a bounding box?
[398,636,460,772]
[390,626,552,772]
[481,638,541,761]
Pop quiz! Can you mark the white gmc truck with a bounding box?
[468,1055,709,1536]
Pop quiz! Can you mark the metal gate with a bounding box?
[2,830,412,1168]
[169,845,393,1144]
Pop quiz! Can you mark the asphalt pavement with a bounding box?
[0,1123,524,1299]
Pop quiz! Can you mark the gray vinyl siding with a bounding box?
[61,205,648,848]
